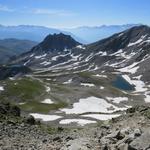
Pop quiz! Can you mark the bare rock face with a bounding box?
[29,33,81,53]
[129,130,150,150]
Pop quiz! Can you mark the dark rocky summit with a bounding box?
[30,33,81,53]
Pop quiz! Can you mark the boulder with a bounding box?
[129,130,150,150]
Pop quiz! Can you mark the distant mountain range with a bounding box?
[64,24,141,43]
[0,38,37,64]
[0,24,141,44]
[0,25,83,43]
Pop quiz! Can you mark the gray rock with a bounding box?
[25,115,35,125]
[117,143,128,150]
[134,128,142,137]
[120,127,132,135]
[129,130,150,150]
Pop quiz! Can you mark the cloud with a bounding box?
[0,4,14,12]
[31,8,76,16]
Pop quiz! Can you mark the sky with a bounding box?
[0,0,149,28]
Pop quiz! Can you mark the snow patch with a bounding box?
[30,113,62,121]
[61,96,128,114]
[35,54,47,59]
[128,35,146,47]
[63,79,72,84]
[100,86,105,90]
[59,119,96,126]
[118,62,139,74]
[0,86,4,91]
[76,45,86,49]
[122,75,147,92]
[82,114,120,121]
[45,86,51,92]
[40,61,51,66]
[81,83,95,87]
[107,97,128,104]
[41,99,54,104]
[94,74,107,78]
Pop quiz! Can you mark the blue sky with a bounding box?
[0,0,149,28]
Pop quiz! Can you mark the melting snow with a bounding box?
[61,96,128,114]
[82,114,120,121]
[81,83,95,87]
[144,93,150,103]
[122,75,147,92]
[118,62,139,74]
[41,99,54,104]
[35,54,47,59]
[30,54,34,57]
[63,79,72,84]
[101,51,107,56]
[30,113,62,121]
[45,86,51,92]
[0,86,4,91]
[76,45,86,49]
[40,61,51,66]
[18,102,26,105]
[93,74,107,78]
[100,86,105,90]
[59,119,96,126]
[51,56,59,61]
[24,60,30,66]
[107,97,128,104]
[128,35,146,47]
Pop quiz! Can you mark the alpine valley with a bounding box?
[1,25,150,149]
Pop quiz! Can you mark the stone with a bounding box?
[25,115,35,125]
[134,128,142,137]
[117,143,128,150]
[53,137,62,142]
[129,130,150,150]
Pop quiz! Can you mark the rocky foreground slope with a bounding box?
[1,102,150,150]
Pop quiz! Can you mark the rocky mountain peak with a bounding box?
[31,33,81,53]
[88,25,150,53]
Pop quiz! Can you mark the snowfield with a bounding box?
[30,113,62,121]
[59,119,96,126]
[61,96,128,114]
[82,114,121,121]
[122,75,147,92]
[107,97,128,104]
[117,62,139,74]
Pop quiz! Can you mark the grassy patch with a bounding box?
[19,101,68,113]
[0,77,45,102]
[51,84,73,93]
[78,71,106,85]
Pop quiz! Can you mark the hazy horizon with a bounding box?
[0,0,149,28]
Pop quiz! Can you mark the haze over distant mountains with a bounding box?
[0,24,140,44]
[64,24,141,43]
[0,38,37,64]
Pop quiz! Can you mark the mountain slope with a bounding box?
[3,25,150,127]
[0,38,38,64]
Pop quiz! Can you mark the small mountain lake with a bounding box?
[112,75,135,91]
